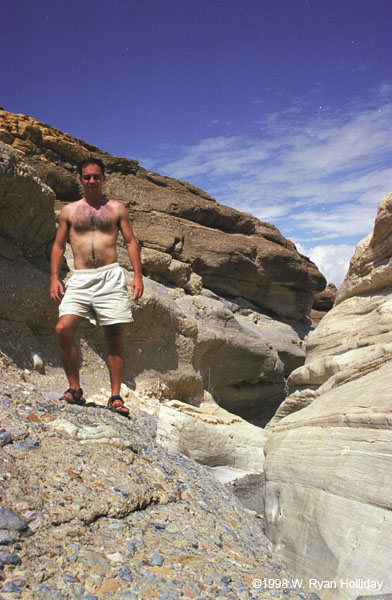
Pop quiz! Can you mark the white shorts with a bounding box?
[59,263,134,326]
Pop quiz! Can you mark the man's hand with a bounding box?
[131,274,144,301]
[50,278,64,304]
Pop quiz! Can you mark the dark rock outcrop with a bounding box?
[313,283,337,311]
[310,282,337,326]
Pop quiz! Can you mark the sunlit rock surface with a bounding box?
[264,192,392,599]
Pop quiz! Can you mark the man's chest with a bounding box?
[71,204,118,234]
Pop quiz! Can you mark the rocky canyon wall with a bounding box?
[0,109,326,425]
[0,109,328,600]
[263,192,392,599]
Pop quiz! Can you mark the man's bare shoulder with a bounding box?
[60,200,84,219]
[107,198,125,207]
[107,199,128,215]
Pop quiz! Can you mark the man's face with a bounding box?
[79,163,105,196]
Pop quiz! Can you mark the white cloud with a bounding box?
[305,244,356,287]
[289,201,378,240]
[143,85,392,253]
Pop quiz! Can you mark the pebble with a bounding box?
[215,535,223,548]
[1,582,21,593]
[31,353,44,372]
[149,553,164,567]
[125,541,137,553]
[16,437,40,451]
[0,535,14,546]
[0,553,21,566]
[117,565,133,582]
[45,391,63,402]
[107,522,124,530]
[0,430,12,447]
[0,508,27,533]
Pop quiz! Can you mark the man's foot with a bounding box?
[107,395,129,417]
[59,387,85,405]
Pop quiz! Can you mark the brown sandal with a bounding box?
[59,387,85,405]
[107,395,129,417]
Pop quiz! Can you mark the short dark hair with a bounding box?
[77,157,105,176]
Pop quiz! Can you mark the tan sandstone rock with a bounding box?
[0,141,56,263]
[336,192,392,304]
[263,191,392,599]
[157,399,268,513]
[156,400,267,471]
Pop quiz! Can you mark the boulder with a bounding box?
[263,191,392,599]
[313,282,337,311]
[156,399,267,471]
[156,399,268,513]
[140,247,201,293]
[310,282,337,326]
[336,192,392,304]
[0,256,58,329]
[0,143,58,329]
[84,275,306,424]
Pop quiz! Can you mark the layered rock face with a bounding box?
[0,109,325,320]
[263,192,392,599]
[0,142,59,329]
[0,110,325,423]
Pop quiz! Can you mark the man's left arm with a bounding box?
[118,204,144,300]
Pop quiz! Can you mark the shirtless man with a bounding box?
[50,157,143,416]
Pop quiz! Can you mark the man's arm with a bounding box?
[118,204,144,301]
[50,207,69,304]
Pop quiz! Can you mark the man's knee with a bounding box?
[56,316,80,337]
[105,324,123,351]
[104,324,123,339]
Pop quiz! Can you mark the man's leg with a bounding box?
[56,314,83,398]
[104,323,124,397]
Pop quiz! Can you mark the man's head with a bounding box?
[78,158,106,200]
[77,157,105,177]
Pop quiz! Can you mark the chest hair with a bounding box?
[72,203,118,234]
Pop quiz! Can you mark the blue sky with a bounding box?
[1,0,391,285]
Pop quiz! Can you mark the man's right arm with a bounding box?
[50,208,69,304]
